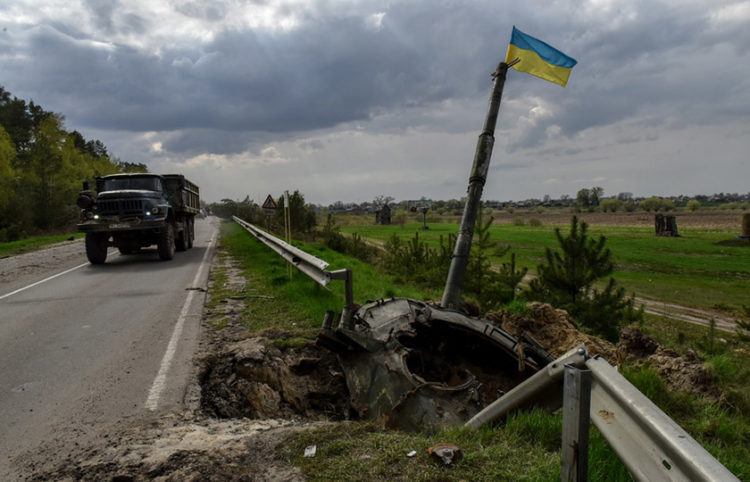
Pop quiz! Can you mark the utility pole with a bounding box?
[441,60,515,309]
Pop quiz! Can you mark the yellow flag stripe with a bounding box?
[505,44,574,87]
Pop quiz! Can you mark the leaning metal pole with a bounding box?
[441,60,513,309]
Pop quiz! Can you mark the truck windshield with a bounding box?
[102,177,163,192]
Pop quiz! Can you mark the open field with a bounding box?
[332,208,747,229]
[337,210,750,318]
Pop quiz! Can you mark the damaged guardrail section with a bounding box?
[232,216,354,322]
[466,346,739,482]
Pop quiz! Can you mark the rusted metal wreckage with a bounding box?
[317,298,553,432]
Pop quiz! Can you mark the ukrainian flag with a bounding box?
[505,26,577,87]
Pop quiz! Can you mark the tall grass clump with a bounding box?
[320,213,378,262]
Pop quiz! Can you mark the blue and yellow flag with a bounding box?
[505,26,577,87]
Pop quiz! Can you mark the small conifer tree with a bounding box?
[529,216,641,341]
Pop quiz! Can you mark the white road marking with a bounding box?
[0,249,119,301]
[145,235,216,411]
[0,262,89,301]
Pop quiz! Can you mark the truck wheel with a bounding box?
[157,224,175,261]
[175,221,187,252]
[85,233,108,264]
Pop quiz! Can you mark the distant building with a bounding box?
[375,205,391,225]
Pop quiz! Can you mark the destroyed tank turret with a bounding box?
[318,298,553,432]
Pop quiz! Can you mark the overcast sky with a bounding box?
[1,0,748,205]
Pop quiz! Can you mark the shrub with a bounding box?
[392,209,408,226]
[639,197,662,212]
[463,210,527,312]
[686,200,701,212]
[512,216,525,226]
[382,231,452,287]
[661,199,676,211]
[529,218,542,226]
[321,214,377,261]
[600,199,622,213]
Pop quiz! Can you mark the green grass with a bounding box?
[0,232,84,257]
[340,221,750,315]
[283,411,627,481]
[219,221,440,336]
[217,219,750,480]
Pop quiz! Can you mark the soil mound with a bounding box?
[200,335,350,420]
[486,302,617,360]
[617,327,719,399]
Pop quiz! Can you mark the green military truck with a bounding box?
[76,173,200,264]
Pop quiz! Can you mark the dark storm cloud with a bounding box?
[84,0,149,36]
[159,129,277,157]
[2,0,748,159]
[174,1,229,21]
[3,1,521,154]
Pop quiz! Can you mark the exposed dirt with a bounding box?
[486,302,618,361]
[635,297,739,333]
[200,335,349,420]
[487,303,722,400]
[617,327,720,400]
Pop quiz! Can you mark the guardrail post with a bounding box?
[330,269,354,328]
[562,364,592,482]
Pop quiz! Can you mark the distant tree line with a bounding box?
[0,86,147,241]
[208,190,317,236]
[307,190,749,217]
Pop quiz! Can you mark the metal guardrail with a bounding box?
[466,345,739,482]
[584,357,738,482]
[232,216,354,323]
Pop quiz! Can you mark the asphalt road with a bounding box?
[0,217,218,480]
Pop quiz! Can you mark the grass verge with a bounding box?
[0,232,83,257]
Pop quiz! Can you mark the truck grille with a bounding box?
[97,199,146,216]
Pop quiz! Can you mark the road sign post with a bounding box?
[262,194,277,216]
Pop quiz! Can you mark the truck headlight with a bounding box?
[151,206,160,214]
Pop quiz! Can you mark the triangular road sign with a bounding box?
[262,194,278,210]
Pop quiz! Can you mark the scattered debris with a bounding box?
[428,443,463,466]
[304,445,317,458]
[407,450,417,458]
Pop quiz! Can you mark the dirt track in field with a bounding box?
[489,209,745,229]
